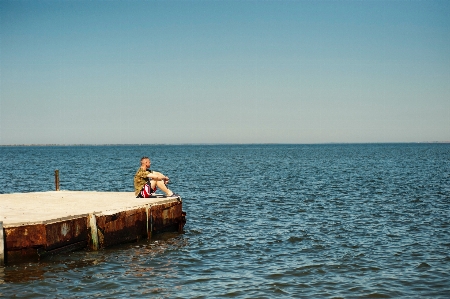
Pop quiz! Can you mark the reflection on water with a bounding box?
[1,232,184,285]
[1,233,188,298]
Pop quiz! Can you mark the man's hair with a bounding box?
[140,157,150,164]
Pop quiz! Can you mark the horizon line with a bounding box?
[1,141,449,147]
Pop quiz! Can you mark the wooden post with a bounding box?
[0,221,4,266]
[88,214,99,250]
[55,169,60,191]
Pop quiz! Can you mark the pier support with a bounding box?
[146,204,153,240]
[0,221,4,266]
[88,214,99,250]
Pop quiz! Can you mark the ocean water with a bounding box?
[0,144,449,298]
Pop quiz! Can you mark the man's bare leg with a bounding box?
[150,179,172,196]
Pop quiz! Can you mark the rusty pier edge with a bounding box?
[2,198,186,265]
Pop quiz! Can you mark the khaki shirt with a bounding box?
[134,168,152,196]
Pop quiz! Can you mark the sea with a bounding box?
[0,144,449,298]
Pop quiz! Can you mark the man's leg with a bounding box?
[150,179,172,196]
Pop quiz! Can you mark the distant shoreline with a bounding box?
[1,142,449,147]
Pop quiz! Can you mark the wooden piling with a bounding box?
[55,170,60,191]
[88,214,99,250]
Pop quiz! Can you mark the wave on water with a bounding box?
[0,144,449,298]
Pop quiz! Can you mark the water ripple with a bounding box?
[0,144,449,298]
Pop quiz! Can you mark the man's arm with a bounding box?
[147,171,169,182]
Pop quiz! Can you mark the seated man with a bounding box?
[134,156,178,198]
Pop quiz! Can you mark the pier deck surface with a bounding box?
[0,191,185,264]
[0,191,179,226]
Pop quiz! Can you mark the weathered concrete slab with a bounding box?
[0,191,186,265]
[0,191,179,226]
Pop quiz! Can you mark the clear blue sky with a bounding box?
[1,0,449,144]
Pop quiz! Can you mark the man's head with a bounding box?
[140,157,151,168]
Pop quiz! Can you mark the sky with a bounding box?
[1,0,449,145]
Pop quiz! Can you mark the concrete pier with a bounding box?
[0,191,186,265]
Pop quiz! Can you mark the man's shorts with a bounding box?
[138,183,156,198]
